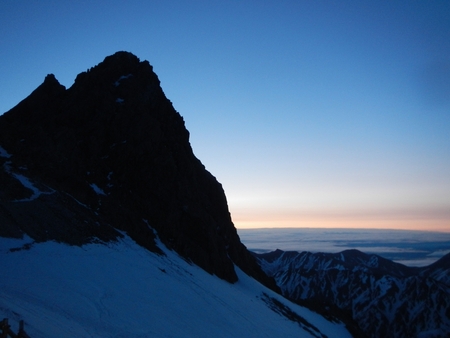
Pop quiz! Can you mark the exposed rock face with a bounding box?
[256,249,450,337]
[0,51,276,288]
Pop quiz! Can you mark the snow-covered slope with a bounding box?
[0,236,351,338]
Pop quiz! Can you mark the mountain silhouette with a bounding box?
[0,51,276,289]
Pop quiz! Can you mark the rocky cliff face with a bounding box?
[0,51,276,289]
[256,249,450,337]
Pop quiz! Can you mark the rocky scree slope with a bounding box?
[256,249,450,338]
[0,51,275,289]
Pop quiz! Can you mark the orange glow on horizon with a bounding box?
[231,209,450,233]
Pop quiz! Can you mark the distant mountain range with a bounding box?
[255,249,450,337]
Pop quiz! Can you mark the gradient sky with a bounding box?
[1,1,449,232]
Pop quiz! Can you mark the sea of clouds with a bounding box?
[237,228,450,267]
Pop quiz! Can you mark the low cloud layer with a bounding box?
[238,228,450,267]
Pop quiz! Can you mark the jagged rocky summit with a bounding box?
[0,51,275,289]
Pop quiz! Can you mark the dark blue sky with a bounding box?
[1,1,449,231]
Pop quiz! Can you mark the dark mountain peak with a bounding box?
[73,51,159,94]
[43,73,60,85]
[103,50,141,65]
[77,51,142,79]
[0,52,277,289]
[1,72,66,125]
[35,73,66,103]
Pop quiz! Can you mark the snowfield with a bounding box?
[0,235,351,338]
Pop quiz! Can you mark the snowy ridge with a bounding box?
[256,249,450,337]
[0,236,351,338]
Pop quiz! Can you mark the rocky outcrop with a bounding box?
[0,51,276,289]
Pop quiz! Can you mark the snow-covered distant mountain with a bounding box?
[0,235,351,338]
[255,249,450,337]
